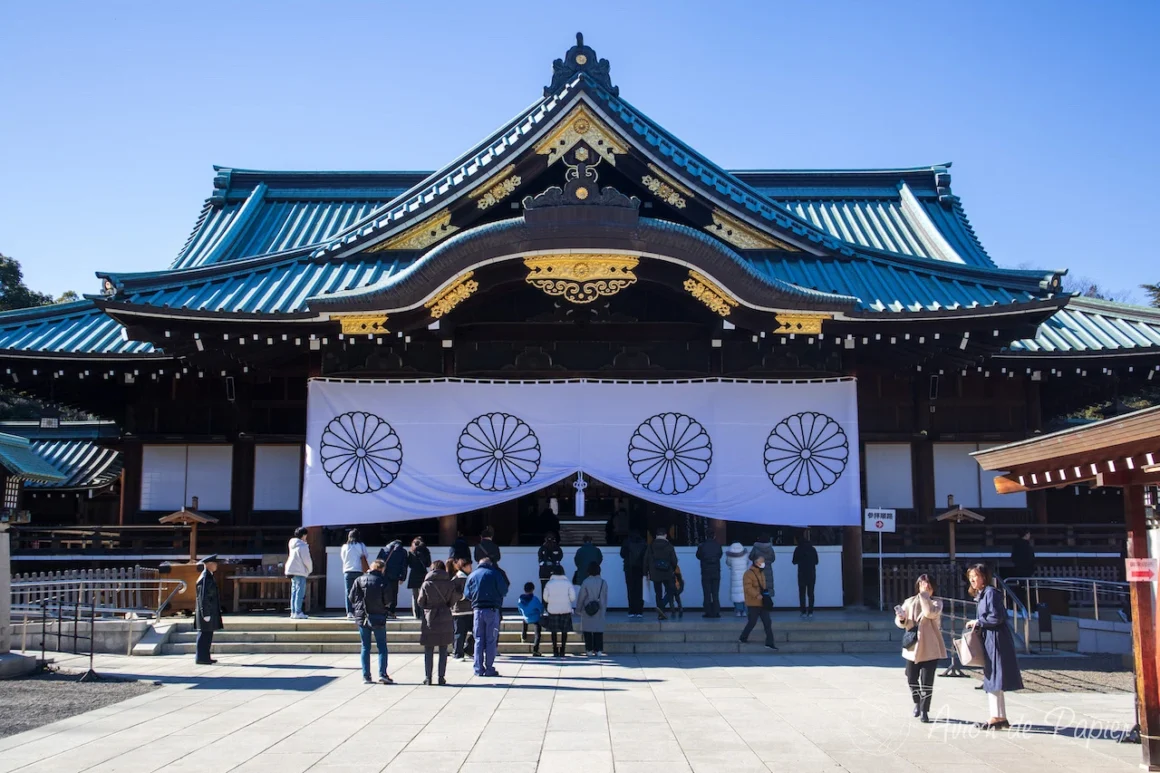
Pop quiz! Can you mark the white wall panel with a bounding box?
[253,445,302,511]
[933,443,981,508]
[185,445,233,511]
[863,443,914,508]
[141,445,187,511]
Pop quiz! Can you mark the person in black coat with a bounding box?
[620,531,648,619]
[695,531,723,618]
[1009,532,1036,584]
[474,526,502,565]
[538,533,563,595]
[407,537,433,620]
[194,555,223,665]
[792,529,820,618]
[448,532,471,564]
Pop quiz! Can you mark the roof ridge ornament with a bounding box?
[545,32,618,97]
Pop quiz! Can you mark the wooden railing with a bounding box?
[9,525,289,557]
[878,560,1125,608]
[865,522,1123,555]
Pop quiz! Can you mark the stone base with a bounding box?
[0,652,37,679]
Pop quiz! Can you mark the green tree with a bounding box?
[1142,282,1160,308]
[0,253,53,311]
[56,290,79,303]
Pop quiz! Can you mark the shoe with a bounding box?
[800,613,808,620]
[484,670,500,677]
[532,651,543,657]
[678,611,684,620]
[299,614,309,619]
[378,675,394,685]
[764,643,778,651]
[585,651,594,657]
[597,651,606,656]
[422,678,432,686]
[195,659,216,665]
[438,678,448,686]
[657,611,668,621]
[920,712,931,724]
[364,676,374,684]
[346,614,355,620]
[738,637,748,644]
[913,705,921,718]
[808,612,814,619]
[522,635,529,643]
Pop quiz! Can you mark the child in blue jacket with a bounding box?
[517,581,545,657]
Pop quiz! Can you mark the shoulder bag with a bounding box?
[584,580,605,616]
[954,622,985,667]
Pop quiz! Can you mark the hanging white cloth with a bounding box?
[303,378,860,527]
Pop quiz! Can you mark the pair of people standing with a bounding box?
[893,565,1022,728]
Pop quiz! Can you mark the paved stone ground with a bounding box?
[0,650,1142,773]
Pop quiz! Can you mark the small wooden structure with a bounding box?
[157,497,230,614]
[229,569,322,614]
[973,406,1160,769]
[934,494,985,561]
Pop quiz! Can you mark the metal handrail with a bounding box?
[11,578,187,620]
[1004,575,1130,622]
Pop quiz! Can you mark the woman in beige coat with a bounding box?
[895,574,947,723]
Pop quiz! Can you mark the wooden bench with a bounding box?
[228,574,322,614]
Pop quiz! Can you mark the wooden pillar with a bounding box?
[914,439,935,522]
[119,441,142,526]
[842,525,864,606]
[439,515,458,547]
[1027,489,1048,525]
[230,440,255,526]
[710,518,728,546]
[1126,483,1160,769]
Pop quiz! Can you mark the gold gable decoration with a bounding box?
[534,105,627,166]
[707,209,799,251]
[641,164,691,209]
[524,255,638,304]
[773,312,832,335]
[333,313,389,335]
[683,270,738,317]
[469,166,522,211]
[425,271,480,319]
[369,210,459,252]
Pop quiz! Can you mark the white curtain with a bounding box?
[303,378,860,527]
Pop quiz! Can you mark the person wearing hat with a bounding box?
[195,555,223,665]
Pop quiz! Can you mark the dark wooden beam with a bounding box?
[1126,483,1160,770]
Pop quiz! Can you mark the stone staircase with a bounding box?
[161,613,903,656]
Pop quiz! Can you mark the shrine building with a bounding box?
[4,34,1159,608]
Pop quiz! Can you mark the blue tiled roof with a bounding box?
[0,301,156,357]
[1007,297,1160,354]
[108,253,417,315]
[26,438,121,490]
[0,433,65,483]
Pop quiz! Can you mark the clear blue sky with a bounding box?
[2,1,1157,301]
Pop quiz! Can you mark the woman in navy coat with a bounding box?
[967,564,1023,729]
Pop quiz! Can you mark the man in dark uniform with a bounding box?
[695,530,723,618]
[195,554,223,665]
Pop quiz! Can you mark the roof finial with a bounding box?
[545,32,618,97]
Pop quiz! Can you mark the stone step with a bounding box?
[161,642,587,655]
[170,618,896,634]
[170,631,551,644]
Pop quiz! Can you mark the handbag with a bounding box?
[760,592,774,611]
[583,580,605,616]
[955,623,985,667]
[901,627,918,650]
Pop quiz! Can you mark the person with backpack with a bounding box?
[541,565,576,657]
[450,558,474,660]
[538,533,563,596]
[406,536,432,620]
[348,558,394,684]
[620,531,648,620]
[474,526,502,565]
[749,534,776,600]
[463,556,509,677]
[576,562,608,656]
[376,537,408,619]
[284,527,313,620]
[645,528,679,621]
[695,530,723,618]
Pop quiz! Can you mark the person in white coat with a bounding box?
[541,566,577,657]
[285,527,313,619]
[725,542,749,617]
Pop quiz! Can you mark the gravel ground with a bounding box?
[967,654,1135,694]
[0,668,158,738]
